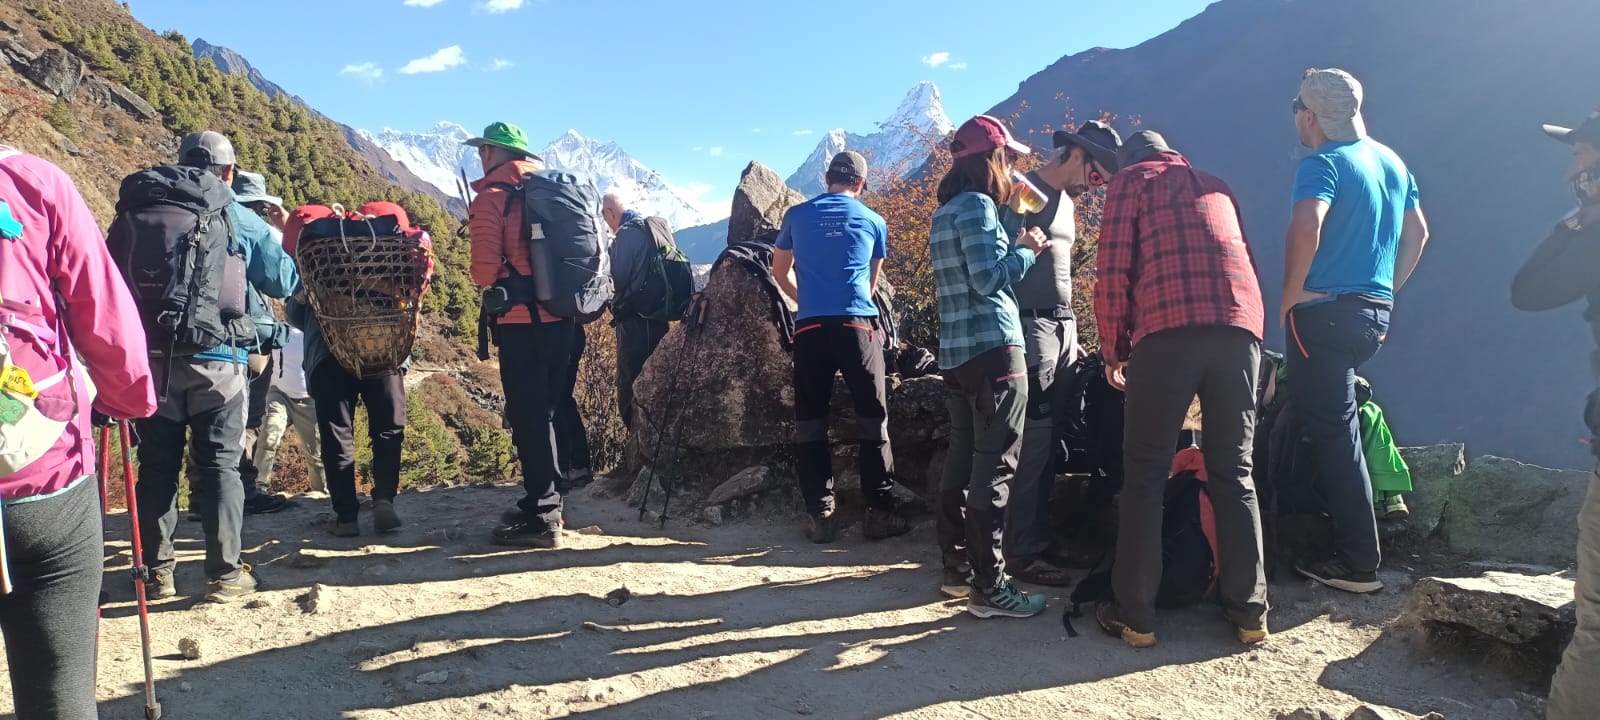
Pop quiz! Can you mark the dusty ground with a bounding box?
[17,484,1551,720]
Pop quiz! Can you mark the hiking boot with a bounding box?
[940,569,971,599]
[329,518,360,538]
[372,500,402,533]
[491,521,561,549]
[244,493,295,515]
[145,568,176,600]
[863,508,911,540]
[1009,556,1074,587]
[205,565,259,603]
[1296,557,1383,594]
[967,577,1047,619]
[1378,493,1410,521]
[1094,602,1156,648]
[1236,624,1270,645]
[805,513,840,544]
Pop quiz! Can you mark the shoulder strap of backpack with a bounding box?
[488,181,521,218]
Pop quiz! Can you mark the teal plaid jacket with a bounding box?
[930,192,1036,370]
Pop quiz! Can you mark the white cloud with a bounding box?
[683,182,715,201]
[791,129,814,136]
[949,62,968,70]
[708,146,724,157]
[488,59,515,71]
[692,146,704,152]
[921,51,950,68]
[399,46,466,75]
[480,0,525,12]
[403,0,445,6]
[340,62,383,82]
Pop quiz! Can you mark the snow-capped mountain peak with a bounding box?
[359,124,724,231]
[786,81,954,196]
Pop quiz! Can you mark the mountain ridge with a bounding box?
[786,81,954,197]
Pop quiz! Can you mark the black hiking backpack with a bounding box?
[637,216,694,322]
[1063,448,1220,637]
[496,170,611,321]
[106,165,249,356]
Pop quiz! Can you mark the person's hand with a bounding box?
[91,410,113,428]
[1018,226,1050,254]
[1104,356,1127,391]
[263,204,290,231]
[1279,287,1331,329]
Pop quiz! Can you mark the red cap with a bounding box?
[950,115,1030,159]
[356,201,413,232]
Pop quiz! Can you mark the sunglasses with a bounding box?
[1291,96,1308,114]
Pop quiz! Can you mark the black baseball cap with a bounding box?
[1053,120,1123,173]
[827,151,868,180]
[1544,109,1600,147]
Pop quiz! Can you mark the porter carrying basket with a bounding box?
[296,210,430,377]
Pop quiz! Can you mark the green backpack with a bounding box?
[639,217,694,321]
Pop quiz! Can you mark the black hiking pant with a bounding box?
[792,316,895,517]
[497,320,573,529]
[616,316,669,429]
[0,479,101,720]
[309,362,406,523]
[1113,326,1268,633]
[938,346,1027,591]
[553,323,591,483]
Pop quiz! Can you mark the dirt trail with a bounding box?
[51,484,1546,720]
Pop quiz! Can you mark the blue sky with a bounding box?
[126,0,1215,204]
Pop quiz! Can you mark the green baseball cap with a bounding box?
[463,121,540,160]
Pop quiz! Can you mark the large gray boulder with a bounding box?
[1400,445,1585,566]
[1398,444,1466,537]
[23,48,83,100]
[1402,572,1575,669]
[726,161,807,245]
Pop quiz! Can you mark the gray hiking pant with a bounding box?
[1112,326,1268,633]
[254,387,326,493]
[1005,314,1075,561]
[938,346,1027,591]
[1549,467,1600,718]
[137,358,248,582]
[0,479,102,720]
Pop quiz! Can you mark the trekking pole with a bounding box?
[95,425,111,687]
[639,294,708,525]
[656,295,712,528]
[119,420,162,720]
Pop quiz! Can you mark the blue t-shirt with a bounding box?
[774,192,886,320]
[1291,138,1420,299]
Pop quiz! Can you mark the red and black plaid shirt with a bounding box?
[1094,152,1264,363]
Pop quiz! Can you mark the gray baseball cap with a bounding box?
[1118,130,1177,168]
[231,171,282,207]
[1298,68,1367,143]
[828,151,869,180]
[178,130,236,167]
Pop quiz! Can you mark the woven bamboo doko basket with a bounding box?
[297,217,430,378]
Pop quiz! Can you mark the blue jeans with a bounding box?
[1285,295,1391,573]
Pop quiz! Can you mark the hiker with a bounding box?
[1002,120,1122,587]
[466,122,570,548]
[232,170,294,514]
[1283,68,1429,594]
[1510,107,1600,720]
[773,151,910,543]
[1090,130,1269,648]
[604,191,672,429]
[0,147,156,720]
[929,115,1050,618]
[127,131,298,603]
[553,322,592,492]
[252,324,326,499]
[286,201,431,537]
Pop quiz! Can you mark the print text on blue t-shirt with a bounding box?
[1291,138,1419,300]
[774,192,887,320]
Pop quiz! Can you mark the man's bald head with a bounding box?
[601,191,630,232]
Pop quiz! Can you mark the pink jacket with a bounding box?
[0,148,156,500]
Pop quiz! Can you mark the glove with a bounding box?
[91,410,113,428]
